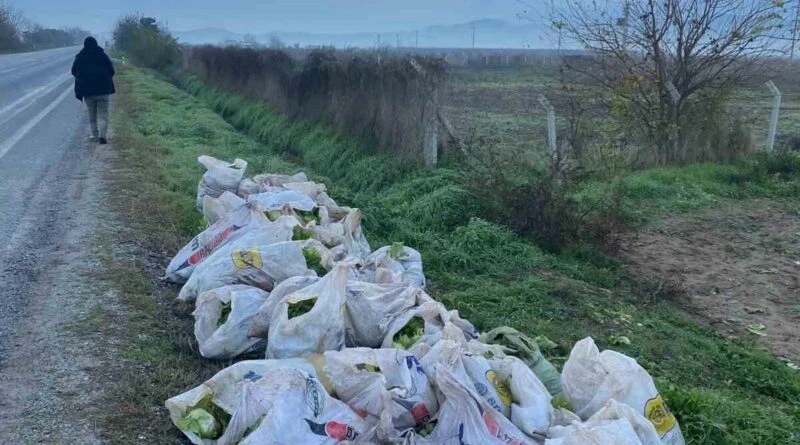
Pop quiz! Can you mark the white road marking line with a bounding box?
[0,75,70,124]
[0,85,73,161]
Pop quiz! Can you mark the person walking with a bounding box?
[71,36,115,144]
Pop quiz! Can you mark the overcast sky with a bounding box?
[18,0,531,34]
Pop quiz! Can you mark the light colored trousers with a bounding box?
[84,95,110,138]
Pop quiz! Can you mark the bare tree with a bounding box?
[0,0,26,52]
[554,0,789,164]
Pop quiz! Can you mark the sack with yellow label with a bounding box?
[177,239,327,303]
[165,202,274,284]
[486,355,553,437]
[266,264,350,359]
[561,337,685,445]
[546,399,662,445]
[323,347,439,430]
[406,366,536,445]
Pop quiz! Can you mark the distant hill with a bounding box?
[173,19,552,49]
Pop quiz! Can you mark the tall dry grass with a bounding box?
[184,45,447,161]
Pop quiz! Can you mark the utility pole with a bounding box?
[792,0,800,60]
[472,22,476,49]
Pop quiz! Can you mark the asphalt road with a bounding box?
[0,46,90,360]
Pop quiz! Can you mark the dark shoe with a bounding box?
[99,137,108,145]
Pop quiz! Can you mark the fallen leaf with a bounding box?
[746,323,767,337]
[744,307,765,314]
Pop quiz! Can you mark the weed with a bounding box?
[112,65,800,444]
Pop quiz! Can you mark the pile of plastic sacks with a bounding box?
[163,155,686,445]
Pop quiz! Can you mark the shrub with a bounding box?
[113,15,180,71]
[184,45,447,162]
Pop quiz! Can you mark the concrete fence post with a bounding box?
[538,95,557,160]
[765,80,782,153]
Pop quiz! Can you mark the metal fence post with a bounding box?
[765,80,781,153]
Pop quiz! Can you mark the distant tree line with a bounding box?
[0,1,89,53]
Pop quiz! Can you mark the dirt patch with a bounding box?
[623,198,800,363]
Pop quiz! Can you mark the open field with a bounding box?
[445,63,800,162]
[105,63,800,444]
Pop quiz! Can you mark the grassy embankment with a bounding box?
[106,63,800,444]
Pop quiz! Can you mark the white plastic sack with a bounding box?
[196,156,247,210]
[177,239,326,302]
[409,367,536,445]
[487,355,553,436]
[194,285,270,359]
[266,264,350,359]
[247,190,316,212]
[546,419,643,445]
[238,368,369,444]
[359,244,425,287]
[589,399,662,445]
[324,348,439,430]
[381,299,476,351]
[248,276,321,339]
[249,172,309,191]
[165,359,316,445]
[165,202,271,283]
[344,281,419,348]
[203,192,246,225]
[561,337,685,445]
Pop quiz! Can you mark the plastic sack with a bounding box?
[359,244,425,287]
[196,156,247,211]
[247,190,316,212]
[246,172,310,193]
[238,368,369,445]
[487,355,553,436]
[382,300,476,351]
[266,264,350,359]
[203,192,246,225]
[547,399,661,445]
[324,348,439,430]
[479,326,563,396]
[165,359,316,445]
[546,419,642,445]
[248,276,321,339]
[344,281,419,348]
[419,341,511,418]
[194,285,270,359]
[561,337,685,445]
[409,366,536,445]
[177,239,327,302]
[165,202,271,283]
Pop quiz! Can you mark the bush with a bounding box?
[114,15,180,71]
[184,45,447,162]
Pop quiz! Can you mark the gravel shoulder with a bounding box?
[0,139,121,443]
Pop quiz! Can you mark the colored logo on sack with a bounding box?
[482,411,529,445]
[645,394,678,436]
[486,370,512,406]
[232,248,262,269]
[305,419,359,441]
[305,378,326,417]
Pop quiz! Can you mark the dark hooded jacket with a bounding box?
[71,37,115,101]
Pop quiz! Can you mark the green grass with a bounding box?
[116,65,800,444]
